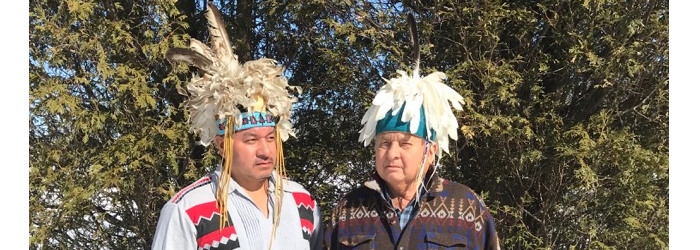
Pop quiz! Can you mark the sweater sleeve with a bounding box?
[309,202,324,250]
[323,202,341,250]
[481,207,501,250]
[151,202,198,250]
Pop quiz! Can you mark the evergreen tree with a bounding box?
[29,0,668,248]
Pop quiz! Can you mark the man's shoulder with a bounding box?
[283,178,316,197]
[437,178,475,194]
[332,185,381,211]
[283,178,320,208]
[435,177,490,210]
[167,174,216,207]
[283,178,311,194]
[345,184,379,199]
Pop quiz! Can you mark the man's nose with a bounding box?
[257,140,273,159]
[386,141,401,159]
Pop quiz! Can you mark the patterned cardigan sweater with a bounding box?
[324,173,500,250]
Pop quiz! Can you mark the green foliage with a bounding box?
[30,0,668,249]
[30,0,214,248]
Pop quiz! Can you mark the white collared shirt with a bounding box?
[152,166,323,250]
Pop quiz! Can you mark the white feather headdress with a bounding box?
[166,2,301,146]
[358,68,464,158]
[358,16,464,158]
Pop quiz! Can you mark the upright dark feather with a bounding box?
[206,1,234,59]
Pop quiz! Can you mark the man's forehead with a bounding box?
[237,126,275,137]
[377,132,423,141]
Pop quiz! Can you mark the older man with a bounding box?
[152,3,321,250]
[324,67,501,249]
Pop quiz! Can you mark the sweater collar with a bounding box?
[363,167,444,199]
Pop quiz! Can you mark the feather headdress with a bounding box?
[358,15,464,159]
[166,2,300,147]
[358,70,464,158]
[164,2,299,244]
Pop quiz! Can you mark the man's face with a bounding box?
[374,132,436,188]
[216,126,277,183]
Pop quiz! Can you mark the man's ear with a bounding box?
[214,135,224,156]
[427,141,438,165]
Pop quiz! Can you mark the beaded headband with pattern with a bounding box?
[164,2,299,244]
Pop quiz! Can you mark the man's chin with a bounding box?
[254,169,274,179]
[380,173,406,184]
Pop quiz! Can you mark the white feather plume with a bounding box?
[359,68,464,158]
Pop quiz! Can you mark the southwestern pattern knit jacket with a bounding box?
[324,172,500,250]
